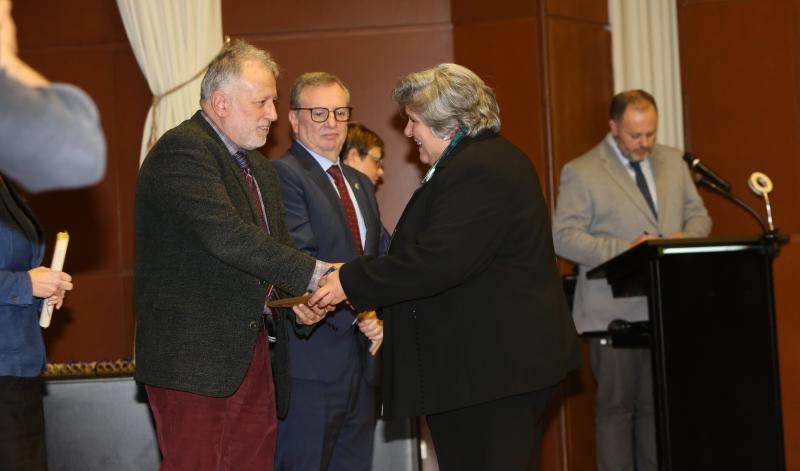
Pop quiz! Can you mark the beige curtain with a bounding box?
[610,0,684,148]
[116,0,223,165]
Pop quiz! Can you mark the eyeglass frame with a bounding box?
[362,150,384,168]
[291,107,353,123]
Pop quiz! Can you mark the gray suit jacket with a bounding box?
[134,112,316,415]
[553,136,712,332]
[0,70,105,192]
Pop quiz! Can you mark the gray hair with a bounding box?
[289,72,350,108]
[200,40,279,103]
[391,63,500,138]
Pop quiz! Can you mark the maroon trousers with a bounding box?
[146,331,276,471]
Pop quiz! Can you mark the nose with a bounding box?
[403,120,412,137]
[266,101,278,122]
[324,111,338,127]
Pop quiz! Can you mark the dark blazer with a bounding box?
[273,141,385,383]
[0,176,45,378]
[134,111,317,417]
[340,131,582,418]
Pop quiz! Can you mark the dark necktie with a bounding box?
[232,151,277,332]
[629,160,657,218]
[233,151,271,235]
[326,165,363,256]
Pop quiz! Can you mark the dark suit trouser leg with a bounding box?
[590,339,657,471]
[425,386,556,471]
[275,350,375,471]
[0,376,47,471]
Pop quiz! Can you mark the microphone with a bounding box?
[683,152,732,193]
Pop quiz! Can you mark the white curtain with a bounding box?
[116,0,223,165]
[610,0,684,149]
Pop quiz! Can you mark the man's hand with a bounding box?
[357,310,383,355]
[292,302,333,325]
[28,266,73,309]
[629,233,660,247]
[310,265,348,309]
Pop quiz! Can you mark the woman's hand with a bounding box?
[28,266,73,309]
[357,310,383,355]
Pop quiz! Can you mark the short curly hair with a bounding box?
[391,63,500,138]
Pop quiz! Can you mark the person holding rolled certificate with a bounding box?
[0,174,73,471]
[309,63,582,471]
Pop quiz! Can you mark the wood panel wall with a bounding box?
[450,1,611,469]
[677,1,800,468]
[12,0,609,470]
[15,0,796,469]
[13,1,149,363]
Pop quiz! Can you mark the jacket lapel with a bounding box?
[650,148,670,232]
[290,141,356,246]
[191,112,265,229]
[600,141,658,226]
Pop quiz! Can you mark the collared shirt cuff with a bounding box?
[307,260,334,292]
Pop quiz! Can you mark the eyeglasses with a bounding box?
[292,107,352,123]
[364,152,384,167]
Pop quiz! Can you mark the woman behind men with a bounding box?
[310,63,581,471]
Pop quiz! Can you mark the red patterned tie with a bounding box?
[327,165,363,256]
[233,151,278,330]
[233,151,271,235]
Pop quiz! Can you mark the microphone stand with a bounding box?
[696,178,782,255]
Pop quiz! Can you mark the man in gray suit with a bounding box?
[553,90,711,471]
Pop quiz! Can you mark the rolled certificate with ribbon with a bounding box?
[39,231,69,328]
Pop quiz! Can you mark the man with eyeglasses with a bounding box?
[341,122,385,187]
[273,72,386,471]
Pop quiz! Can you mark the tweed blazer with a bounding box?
[553,136,712,332]
[134,111,316,416]
[340,131,581,418]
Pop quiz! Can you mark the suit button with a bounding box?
[249,320,259,330]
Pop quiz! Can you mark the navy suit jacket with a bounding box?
[274,141,385,383]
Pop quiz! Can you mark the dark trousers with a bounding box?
[425,386,555,471]
[589,339,656,471]
[275,342,375,471]
[146,331,276,471]
[0,375,47,471]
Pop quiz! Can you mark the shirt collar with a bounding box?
[606,133,650,169]
[296,140,341,171]
[201,110,241,156]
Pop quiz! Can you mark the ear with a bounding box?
[343,148,361,165]
[210,90,229,118]
[288,109,300,134]
[609,119,619,137]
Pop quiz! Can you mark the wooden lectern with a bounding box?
[588,236,786,471]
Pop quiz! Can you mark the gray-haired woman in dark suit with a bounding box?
[310,63,581,471]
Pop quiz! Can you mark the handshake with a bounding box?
[286,263,383,355]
